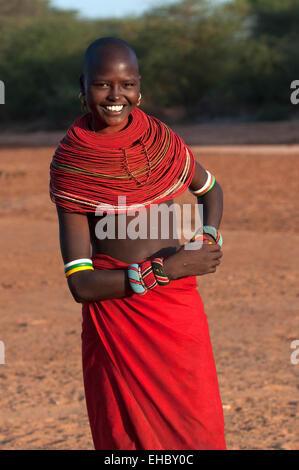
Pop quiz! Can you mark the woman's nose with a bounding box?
[108,85,120,100]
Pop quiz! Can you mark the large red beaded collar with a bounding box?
[50,108,195,213]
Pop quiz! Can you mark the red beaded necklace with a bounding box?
[50,108,195,213]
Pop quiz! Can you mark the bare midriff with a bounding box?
[88,198,181,263]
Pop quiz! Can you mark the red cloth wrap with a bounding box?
[82,254,226,450]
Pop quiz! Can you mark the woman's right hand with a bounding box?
[163,241,223,280]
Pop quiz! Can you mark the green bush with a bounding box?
[0,0,298,128]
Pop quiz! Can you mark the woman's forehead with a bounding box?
[86,59,139,80]
[85,45,139,73]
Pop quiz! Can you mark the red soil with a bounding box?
[0,142,298,449]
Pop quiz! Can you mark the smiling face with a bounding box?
[80,42,141,134]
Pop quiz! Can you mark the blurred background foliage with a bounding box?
[0,0,298,129]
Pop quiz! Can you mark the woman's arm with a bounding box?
[163,160,224,281]
[56,205,131,303]
[189,160,223,228]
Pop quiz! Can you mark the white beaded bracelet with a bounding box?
[64,258,93,270]
[189,170,215,196]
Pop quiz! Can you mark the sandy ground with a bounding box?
[0,141,298,450]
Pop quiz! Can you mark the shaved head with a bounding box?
[83,37,139,76]
[80,37,141,134]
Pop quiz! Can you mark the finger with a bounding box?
[211,259,221,267]
[208,266,217,273]
[211,251,223,259]
[207,243,221,252]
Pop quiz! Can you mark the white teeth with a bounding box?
[105,105,124,112]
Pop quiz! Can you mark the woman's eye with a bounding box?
[124,83,135,87]
[94,83,109,88]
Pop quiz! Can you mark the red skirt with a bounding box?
[81,254,226,450]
